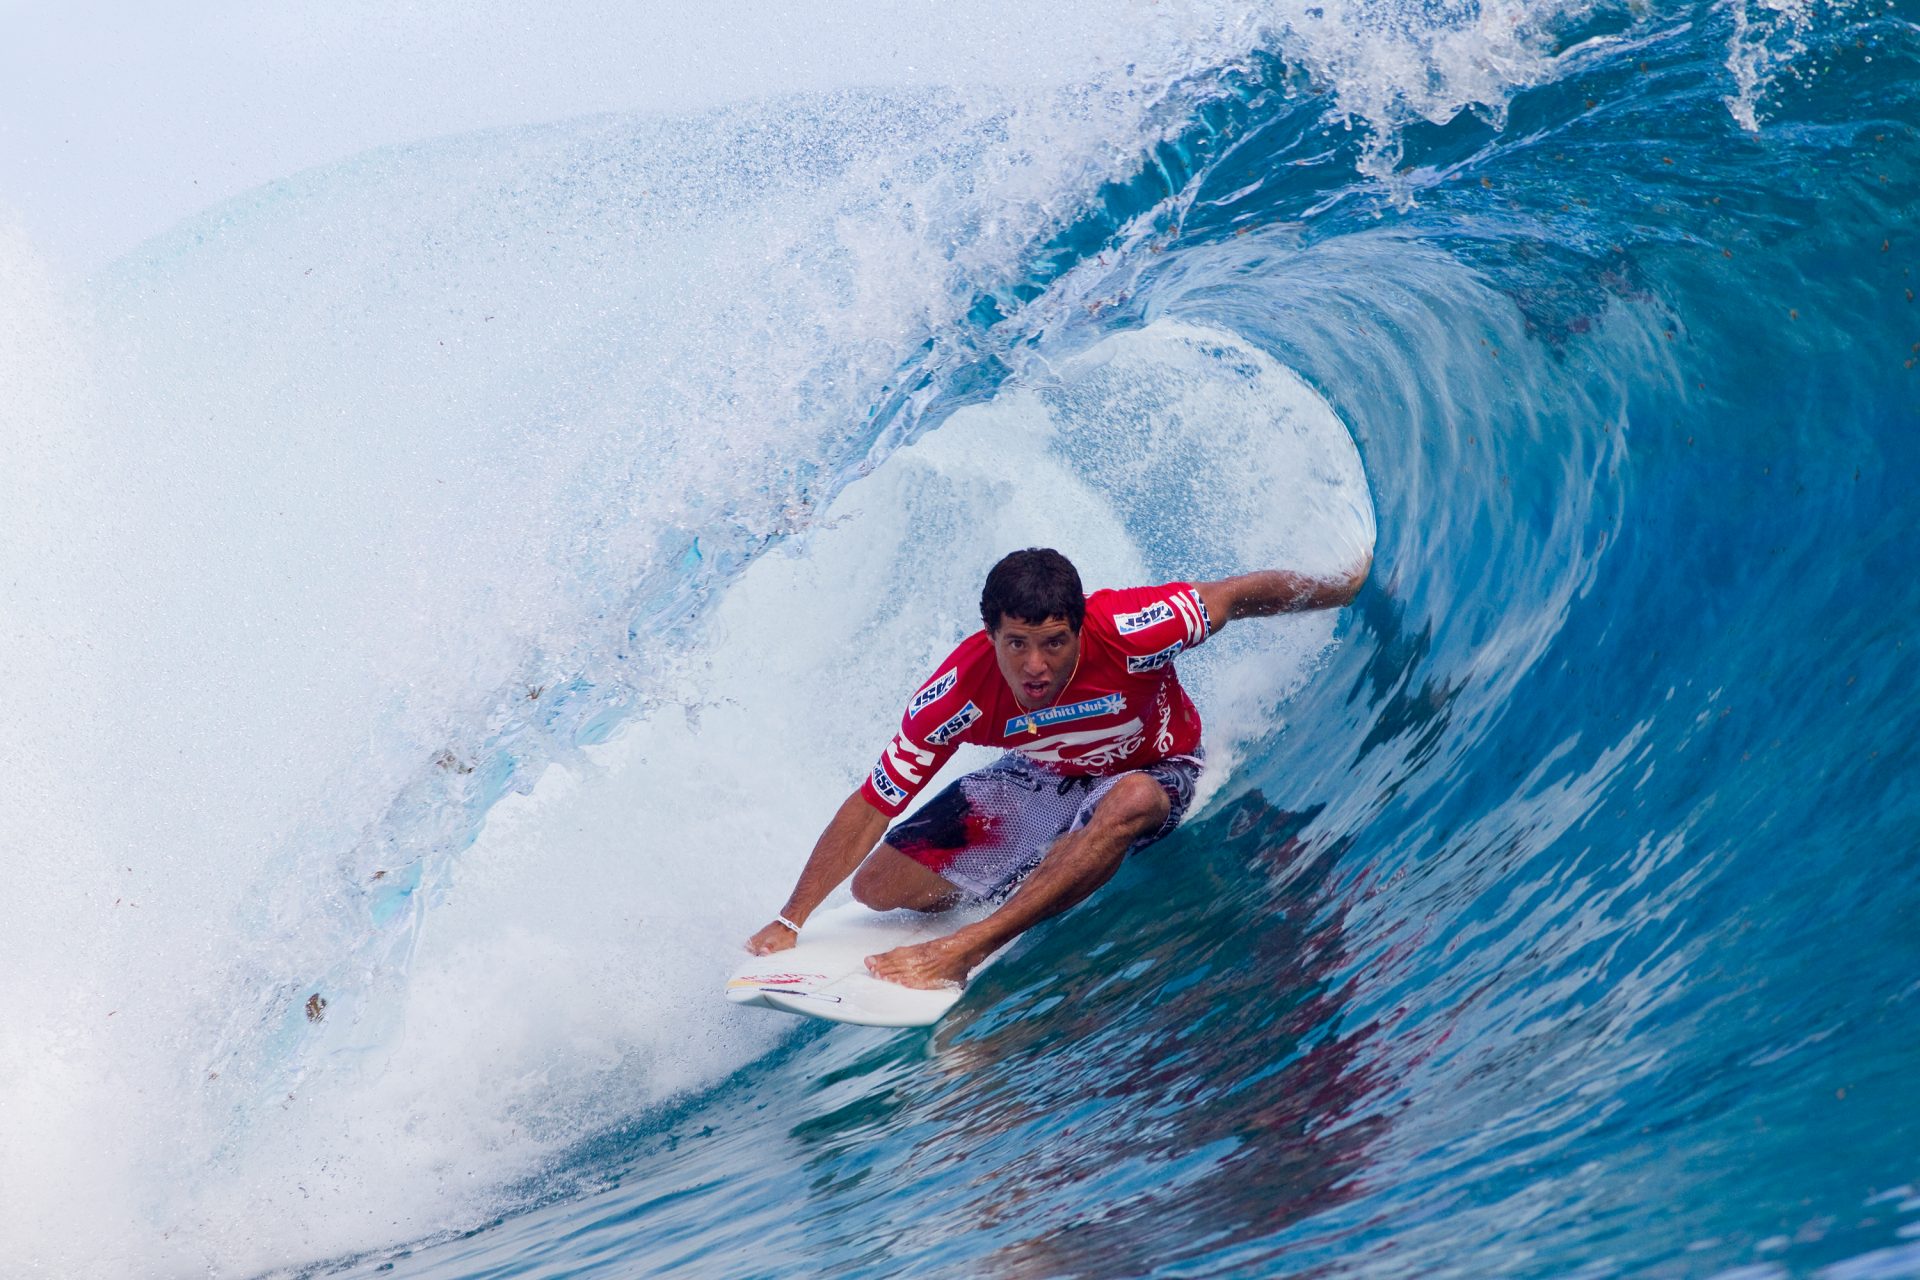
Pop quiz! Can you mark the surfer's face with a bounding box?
[991,615,1080,710]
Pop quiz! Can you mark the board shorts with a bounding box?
[884,751,1205,900]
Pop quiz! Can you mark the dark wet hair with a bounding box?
[980,548,1085,634]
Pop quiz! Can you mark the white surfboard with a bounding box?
[725,902,1003,1028]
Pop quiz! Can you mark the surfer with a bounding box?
[746,547,1368,989]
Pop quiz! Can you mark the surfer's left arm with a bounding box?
[746,791,894,956]
[1197,556,1370,631]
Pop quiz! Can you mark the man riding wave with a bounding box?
[746,547,1369,989]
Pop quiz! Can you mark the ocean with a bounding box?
[2,1,1916,1276]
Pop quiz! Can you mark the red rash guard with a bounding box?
[860,582,1212,816]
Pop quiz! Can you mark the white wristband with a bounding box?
[776,913,803,933]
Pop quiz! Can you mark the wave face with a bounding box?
[4,0,1919,1276]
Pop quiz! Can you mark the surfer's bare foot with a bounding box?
[867,935,978,989]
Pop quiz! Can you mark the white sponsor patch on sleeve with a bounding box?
[925,701,982,746]
[1127,640,1184,673]
[907,668,958,719]
[1115,600,1176,634]
[869,763,908,807]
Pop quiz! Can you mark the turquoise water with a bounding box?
[5,2,1917,1276]
[314,7,1920,1276]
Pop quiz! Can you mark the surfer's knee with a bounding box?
[853,846,962,912]
[850,864,896,910]
[1091,773,1170,837]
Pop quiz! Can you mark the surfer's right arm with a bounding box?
[747,654,969,954]
[746,791,893,955]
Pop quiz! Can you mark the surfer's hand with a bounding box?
[746,920,799,955]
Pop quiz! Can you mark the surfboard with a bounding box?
[725,902,1002,1028]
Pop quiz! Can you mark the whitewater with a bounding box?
[2,0,1916,1276]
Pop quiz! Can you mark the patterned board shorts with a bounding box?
[884,751,1205,900]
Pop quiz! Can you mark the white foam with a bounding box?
[0,27,1366,1273]
[1722,0,1821,133]
[136,319,1370,1271]
[10,0,1622,1269]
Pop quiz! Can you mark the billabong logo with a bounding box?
[926,701,982,746]
[908,668,958,719]
[1128,641,1184,674]
[870,763,908,806]
[1068,728,1148,768]
[1116,600,1176,634]
[1003,692,1126,737]
[1016,718,1146,766]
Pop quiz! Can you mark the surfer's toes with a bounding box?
[866,942,970,990]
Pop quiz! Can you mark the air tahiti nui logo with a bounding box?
[1004,692,1126,737]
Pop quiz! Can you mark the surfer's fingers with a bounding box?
[746,924,798,955]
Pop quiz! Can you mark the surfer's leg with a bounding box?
[865,754,1084,906]
[851,844,965,912]
[1068,752,1204,854]
[866,774,1170,989]
[991,772,1171,922]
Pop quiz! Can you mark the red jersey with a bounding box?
[860,582,1212,816]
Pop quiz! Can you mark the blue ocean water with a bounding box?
[290,6,1918,1275]
[5,1,1917,1277]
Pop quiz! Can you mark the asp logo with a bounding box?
[926,701,982,746]
[1128,641,1184,674]
[1116,600,1175,634]
[908,668,958,719]
[869,763,908,807]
